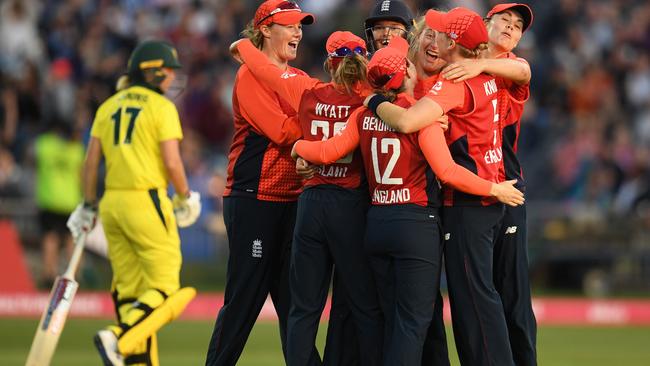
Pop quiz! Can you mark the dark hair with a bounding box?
[373,84,404,102]
[325,53,369,94]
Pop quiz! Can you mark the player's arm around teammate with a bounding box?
[235,29,384,366]
[366,8,526,366]
[441,4,538,365]
[67,40,200,366]
[205,2,321,365]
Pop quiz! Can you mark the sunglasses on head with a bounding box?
[328,46,368,58]
[256,1,301,26]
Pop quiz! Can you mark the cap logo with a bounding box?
[449,31,458,39]
[381,0,390,12]
[171,48,178,60]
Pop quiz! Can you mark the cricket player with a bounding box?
[232,30,384,366]
[364,0,414,52]
[204,1,319,365]
[292,36,523,364]
[366,7,525,365]
[439,3,538,364]
[67,40,200,366]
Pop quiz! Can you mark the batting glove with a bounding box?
[67,202,97,241]
[173,191,201,228]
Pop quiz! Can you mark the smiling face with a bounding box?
[371,20,408,50]
[486,9,524,53]
[414,26,447,77]
[261,22,303,64]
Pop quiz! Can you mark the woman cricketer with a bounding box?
[67,40,201,366]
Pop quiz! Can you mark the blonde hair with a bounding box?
[457,42,488,58]
[325,53,369,94]
[241,20,265,49]
[116,74,130,91]
[408,16,427,61]
[439,32,487,59]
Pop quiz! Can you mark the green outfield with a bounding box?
[3,318,649,365]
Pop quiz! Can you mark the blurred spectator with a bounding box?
[0,0,648,281]
[33,120,84,287]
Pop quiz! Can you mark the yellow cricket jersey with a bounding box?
[91,85,183,190]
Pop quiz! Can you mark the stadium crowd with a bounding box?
[0,0,649,263]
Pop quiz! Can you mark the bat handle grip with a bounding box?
[63,232,87,279]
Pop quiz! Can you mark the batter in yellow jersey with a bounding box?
[66,40,201,366]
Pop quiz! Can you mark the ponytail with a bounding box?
[116,74,130,91]
[457,42,488,59]
[330,53,369,94]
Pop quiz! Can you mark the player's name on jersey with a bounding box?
[318,165,349,178]
[484,146,503,165]
[483,78,498,96]
[119,92,149,102]
[373,188,411,204]
[362,116,396,132]
[315,102,353,119]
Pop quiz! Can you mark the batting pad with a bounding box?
[117,287,196,355]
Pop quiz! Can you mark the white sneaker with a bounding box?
[94,329,125,366]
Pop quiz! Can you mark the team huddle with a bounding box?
[61,1,537,366]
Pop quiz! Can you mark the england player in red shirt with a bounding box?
[365,8,524,366]
[231,31,383,365]
[440,4,537,365]
[205,1,318,365]
[293,36,523,365]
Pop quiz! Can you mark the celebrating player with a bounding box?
[231,30,383,366]
[204,1,318,365]
[293,36,523,364]
[440,3,538,364]
[364,0,414,53]
[66,40,200,366]
[366,7,525,365]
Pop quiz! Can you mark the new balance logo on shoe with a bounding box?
[505,226,518,234]
[252,239,262,258]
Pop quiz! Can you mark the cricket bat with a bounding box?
[25,232,87,366]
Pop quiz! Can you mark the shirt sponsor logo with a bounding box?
[429,81,443,95]
[318,165,349,178]
[252,239,263,258]
[280,71,297,79]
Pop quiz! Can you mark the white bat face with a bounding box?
[42,278,78,334]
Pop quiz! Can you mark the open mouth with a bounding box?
[425,49,439,60]
[501,32,512,39]
[380,38,390,46]
[288,41,299,50]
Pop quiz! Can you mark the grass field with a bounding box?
[4,318,650,365]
